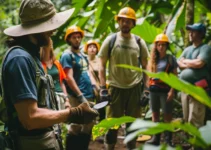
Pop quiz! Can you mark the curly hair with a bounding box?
[148,43,160,73]
[148,42,170,73]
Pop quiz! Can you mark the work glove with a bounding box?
[99,86,111,103]
[77,95,88,103]
[67,102,99,124]
[140,90,150,107]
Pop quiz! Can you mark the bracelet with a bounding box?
[100,85,106,89]
[64,95,69,99]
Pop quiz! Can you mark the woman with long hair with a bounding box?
[40,38,70,110]
[146,33,177,146]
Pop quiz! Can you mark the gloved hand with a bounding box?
[77,95,88,103]
[140,90,150,107]
[67,102,99,124]
[99,86,111,103]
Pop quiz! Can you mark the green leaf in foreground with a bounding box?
[116,64,211,108]
[92,116,135,140]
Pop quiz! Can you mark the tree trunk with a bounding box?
[185,0,194,47]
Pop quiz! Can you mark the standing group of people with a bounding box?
[1,0,211,150]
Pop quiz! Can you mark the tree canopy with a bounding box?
[0,0,211,58]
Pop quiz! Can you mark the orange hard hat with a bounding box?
[154,33,169,43]
[64,26,84,41]
[115,7,136,21]
[84,40,100,54]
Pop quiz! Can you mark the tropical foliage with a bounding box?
[92,66,211,149]
[1,0,211,149]
[1,0,211,56]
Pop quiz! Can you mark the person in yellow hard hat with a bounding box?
[146,33,177,146]
[60,26,97,150]
[84,40,101,97]
[98,7,150,150]
[84,39,107,124]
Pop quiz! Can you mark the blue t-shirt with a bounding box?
[157,55,177,73]
[3,45,49,134]
[60,51,94,99]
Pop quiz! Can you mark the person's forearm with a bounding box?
[25,108,70,130]
[99,66,106,86]
[141,59,148,88]
[183,58,205,68]
[15,99,70,130]
[177,60,188,69]
[61,82,68,96]
[66,77,82,96]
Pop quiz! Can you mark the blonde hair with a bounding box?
[40,38,56,62]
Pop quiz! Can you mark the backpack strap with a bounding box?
[0,46,41,122]
[165,54,174,73]
[64,49,76,67]
[134,35,142,66]
[108,34,142,64]
[64,49,89,68]
[108,33,117,58]
[0,46,25,103]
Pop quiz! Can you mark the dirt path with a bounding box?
[89,127,142,150]
[88,128,191,150]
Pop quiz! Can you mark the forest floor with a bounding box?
[88,125,192,150]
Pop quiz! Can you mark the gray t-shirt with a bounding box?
[178,44,211,84]
[98,32,149,88]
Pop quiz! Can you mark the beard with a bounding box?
[33,33,49,47]
[120,26,131,34]
[67,40,80,50]
[72,45,80,50]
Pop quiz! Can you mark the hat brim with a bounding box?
[4,8,75,37]
[186,25,200,31]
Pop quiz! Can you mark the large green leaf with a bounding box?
[125,119,208,149]
[199,121,211,145]
[117,64,211,108]
[150,1,173,15]
[132,19,162,43]
[92,116,135,140]
[138,144,182,150]
[166,1,186,39]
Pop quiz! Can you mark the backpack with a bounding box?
[149,54,175,92]
[108,33,142,65]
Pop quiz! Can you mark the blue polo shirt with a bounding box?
[60,51,94,99]
[2,43,50,135]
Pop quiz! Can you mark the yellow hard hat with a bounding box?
[115,7,136,21]
[84,40,100,54]
[154,33,169,43]
[64,26,84,41]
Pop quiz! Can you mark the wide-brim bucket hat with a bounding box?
[4,0,75,37]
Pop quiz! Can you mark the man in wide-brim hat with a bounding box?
[2,0,98,150]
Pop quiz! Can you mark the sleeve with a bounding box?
[60,53,73,69]
[5,56,37,104]
[198,45,211,64]
[54,60,66,83]
[172,55,178,69]
[178,48,189,60]
[140,38,150,61]
[98,35,112,58]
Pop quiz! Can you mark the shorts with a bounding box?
[107,82,142,118]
